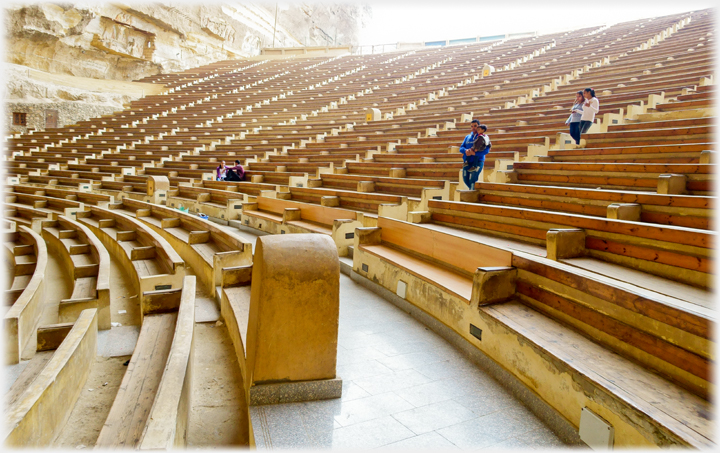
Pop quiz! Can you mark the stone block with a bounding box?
[389,168,406,178]
[320,196,340,207]
[357,181,375,192]
[246,235,340,394]
[282,208,302,222]
[355,227,382,246]
[471,266,517,306]
[607,203,641,222]
[657,174,687,195]
[546,229,586,260]
[407,211,432,224]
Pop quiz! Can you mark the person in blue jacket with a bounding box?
[459,120,491,189]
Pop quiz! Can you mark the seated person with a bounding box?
[216,160,227,181]
[225,159,245,181]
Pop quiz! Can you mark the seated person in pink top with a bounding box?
[225,159,245,181]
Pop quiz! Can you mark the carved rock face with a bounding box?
[6,3,368,82]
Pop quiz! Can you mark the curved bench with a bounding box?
[240,194,363,256]
[96,276,195,449]
[9,184,113,208]
[4,225,47,364]
[38,215,111,330]
[74,205,184,320]
[4,192,85,219]
[2,203,53,228]
[352,217,713,447]
[113,197,252,292]
[4,308,98,446]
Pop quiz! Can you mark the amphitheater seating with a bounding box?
[509,162,714,195]
[1,7,716,448]
[422,199,712,288]
[4,224,47,364]
[463,182,712,230]
[38,216,111,329]
[95,276,194,449]
[4,309,98,447]
[74,205,185,317]
[114,198,252,291]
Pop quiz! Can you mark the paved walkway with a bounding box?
[229,220,567,449]
[218,224,567,449]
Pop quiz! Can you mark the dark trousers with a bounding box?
[569,122,581,144]
[579,120,593,134]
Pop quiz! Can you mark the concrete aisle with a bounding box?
[224,224,570,450]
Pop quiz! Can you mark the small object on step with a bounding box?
[111,322,122,327]
[118,310,126,314]
[103,382,108,386]
[88,388,94,392]
[215,320,224,327]
[123,359,130,366]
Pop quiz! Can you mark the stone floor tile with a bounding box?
[331,416,416,449]
[334,392,415,427]
[381,431,460,450]
[336,359,395,381]
[336,346,389,366]
[352,369,435,396]
[391,399,479,434]
[394,379,467,407]
[375,350,445,372]
[436,410,538,449]
[341,381,372,401]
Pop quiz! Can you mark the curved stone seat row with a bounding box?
[3,223,47,364]
[74,205,185,319]
[111,197,253,292]
[37,216,111,330]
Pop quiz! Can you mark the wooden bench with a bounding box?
[509,162,714,195]
[9,185,113,207]
[75,205,185,320]
[289,186,405,216]
[166,185,245,221]
[118,198,252,291]
[241,195,363,256]
[96,276,195,449]
[4,192,85,219]
[353,216,514,304]
[4,309,98,446]
[4,225,47,364]
[421,199,713,288]
[462,182,712,230]
[352,218,713,447]
[38,216,111,330]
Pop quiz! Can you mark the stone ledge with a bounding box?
[249,378,343,406]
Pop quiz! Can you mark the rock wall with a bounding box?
[4,2,369,133]
[5,3,369,81]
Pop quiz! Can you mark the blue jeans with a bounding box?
[462,161,484,189]
[569,122,581,144]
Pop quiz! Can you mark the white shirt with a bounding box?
[580,97,599,122]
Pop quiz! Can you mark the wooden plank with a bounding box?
[429,200,712,249]
[516,281,710,382]
[487,302,713,447]
[96,313,177,448]
[586,236,710,273]
[511,254,711,339]
[360,244,473,302]
[377,217,512,273]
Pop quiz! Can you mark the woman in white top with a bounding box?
[579,88,599,136]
